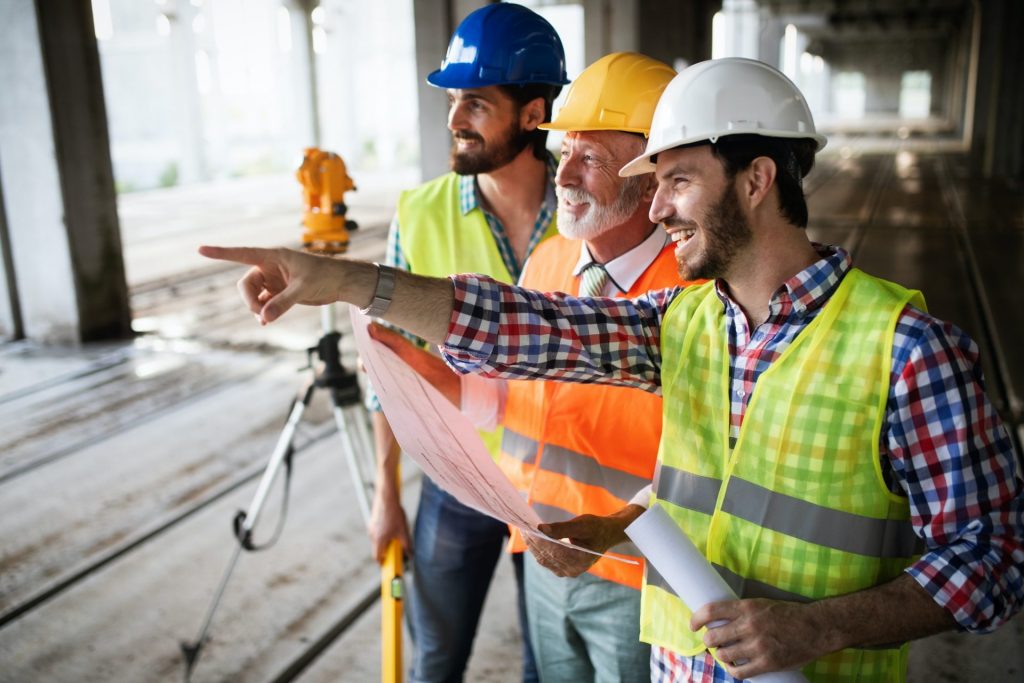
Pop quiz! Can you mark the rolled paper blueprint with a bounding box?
[626,504,809,683]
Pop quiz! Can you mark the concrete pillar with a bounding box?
[757,12,785,68]
[581,0,639,67]
[636,0,720,70]
[164,0,207,184]
[410,0,488,182]
[0,0,131,343]
[970,0,1024,179]
[863,70,901,115]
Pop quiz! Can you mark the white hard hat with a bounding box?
[620,57,827,177]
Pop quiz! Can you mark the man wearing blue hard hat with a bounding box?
[364,4,566,682]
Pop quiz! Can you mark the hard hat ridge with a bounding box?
[540,52,676,136]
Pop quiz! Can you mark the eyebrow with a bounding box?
[450,91,493,105]
[657,162,692,181]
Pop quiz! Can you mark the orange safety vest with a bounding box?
[500,233,685,588]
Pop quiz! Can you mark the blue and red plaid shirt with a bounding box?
[441,244,1024,683]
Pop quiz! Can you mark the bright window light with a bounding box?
[91,0,114,41]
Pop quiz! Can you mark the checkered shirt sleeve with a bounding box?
[442,274,679,393]
[889,307,1024,633]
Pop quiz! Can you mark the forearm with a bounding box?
[340,261,453,344]
[814,573,956,651]
[372,411,403,493]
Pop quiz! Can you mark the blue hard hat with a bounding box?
[427,3,569,88]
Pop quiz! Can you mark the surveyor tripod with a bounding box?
[181,304,383,681]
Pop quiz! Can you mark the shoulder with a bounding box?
[399,172,459,205]
[891,304,982,386]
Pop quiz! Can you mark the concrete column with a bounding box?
[863,70,901,115]
[970,0,1024,179]
[636,0,720,70]
[412,0,460,181]
[164,0,207,184]
[757,12,785,68]
[581,0,639,66]
[0,0,131,343]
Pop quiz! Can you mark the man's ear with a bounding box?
[740,156,777,210]
[640,173,658,203]
[520,97,546,132]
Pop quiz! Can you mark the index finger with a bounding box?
[198,245,272,266]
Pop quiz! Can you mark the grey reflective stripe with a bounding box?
[646,560,810,604]
[655,466,721,516]
[722,477,921,559]
[531,501,642,559]
[712,563,811,603]
[501,428,539,464]
[537,443,650,502]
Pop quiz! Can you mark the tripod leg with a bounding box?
[181,381,315,680]
[329,402,373,524]
[239,382,315,539]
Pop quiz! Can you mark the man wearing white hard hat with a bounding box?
[201,57,1023,682]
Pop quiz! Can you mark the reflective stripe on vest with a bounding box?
[642,269,926,683]
[656,465,922,559]
[397,173,558,460]
[501,234,685,588]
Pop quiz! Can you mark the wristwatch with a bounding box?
[360,263,396,317]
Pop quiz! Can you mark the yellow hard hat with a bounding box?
[540,52,676,136]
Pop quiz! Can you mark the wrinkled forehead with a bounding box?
[563,129,645,158]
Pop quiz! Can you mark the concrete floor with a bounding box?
[0,144,1022,682]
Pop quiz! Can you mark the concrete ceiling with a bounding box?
[760,0,971,41]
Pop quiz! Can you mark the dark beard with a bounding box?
[679,181,752,281]
[449,123,532,175]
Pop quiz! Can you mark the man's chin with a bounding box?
[558,220,607,241]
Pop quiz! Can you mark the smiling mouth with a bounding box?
[669,227,696,244]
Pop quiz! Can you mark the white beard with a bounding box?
[556,178,646,241]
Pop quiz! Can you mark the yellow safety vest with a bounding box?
[644,269,926,682]
[397,172,558,458]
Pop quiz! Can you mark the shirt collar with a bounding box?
[572,227,670,294]
[713,244,852,318]
[458,152,559,217]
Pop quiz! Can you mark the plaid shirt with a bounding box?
[442,244,1024,682]
[365,153,558,412]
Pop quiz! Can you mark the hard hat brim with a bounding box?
[619,130,828,177]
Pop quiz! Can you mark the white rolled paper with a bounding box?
[626,504,809,683]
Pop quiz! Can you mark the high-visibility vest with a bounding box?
[501,233,683,588]
[644,269,926,682]
[397,172,558,458]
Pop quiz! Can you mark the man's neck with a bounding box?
[474,147,549,267]
[475,148,548,233]
[723,223,820,328]
[585,209,657,265]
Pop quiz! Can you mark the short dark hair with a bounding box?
[708,134,818,228]
[498,83,563,160]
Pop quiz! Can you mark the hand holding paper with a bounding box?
[626,504,809,683]
[350,307,636,565]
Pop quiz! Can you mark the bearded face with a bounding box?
[666,179,752,282]
[449,117,532,176]
[556,174,649,240]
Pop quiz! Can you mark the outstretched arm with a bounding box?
[198,246,454,344]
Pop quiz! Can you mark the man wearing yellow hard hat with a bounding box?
[367,52,695,681]
[491,52,701,682]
